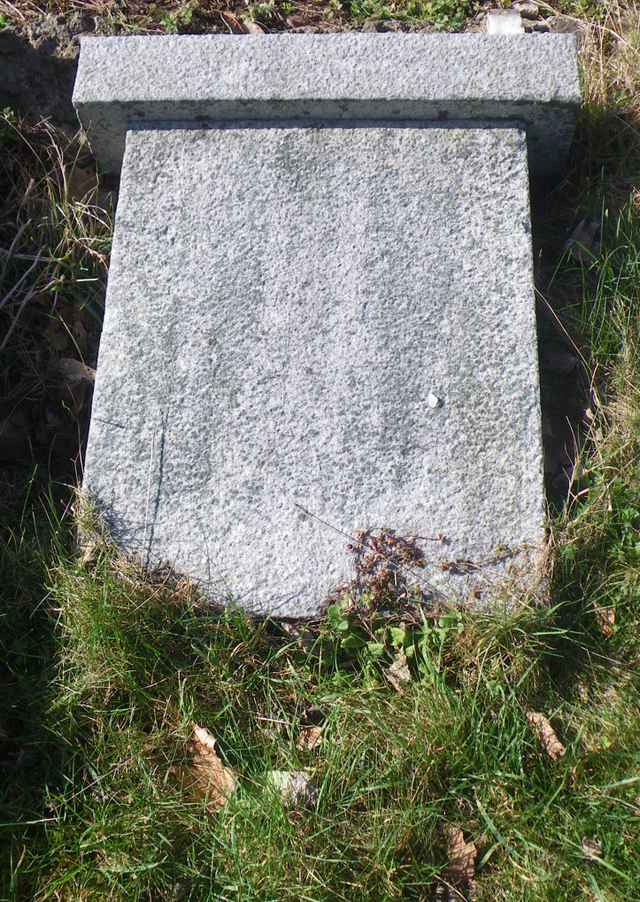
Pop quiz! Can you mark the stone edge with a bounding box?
[72,33,581,177]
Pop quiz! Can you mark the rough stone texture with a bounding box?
[72,33,580,177]
[83,124,545,617]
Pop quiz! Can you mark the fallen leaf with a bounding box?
[526,711,566,761]
[582,837,602,861]
[444,824,477,894]
[594,605,615,638]
[268,770,318,807]
[297,725,322,751]
[386,649,411,692]
[188,724,237,809]
[57,357,96,384]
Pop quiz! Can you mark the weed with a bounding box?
[160,1,197,33]
[343,0,473,28]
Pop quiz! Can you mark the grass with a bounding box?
[1,2,640,899]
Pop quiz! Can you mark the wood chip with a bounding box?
[526,711,566,761]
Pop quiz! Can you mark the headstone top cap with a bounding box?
[74,33,580,176]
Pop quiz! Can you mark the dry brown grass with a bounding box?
[0,114,111,479]
[573,0,640,206]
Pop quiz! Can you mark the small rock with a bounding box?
[268,770,318,807]
[512,0,539,20]
[427,392,443,409]
[566,217,601,263]
[285,15,306,27]
[56,357,96,384]
[546,15,586,47]
[486,10,524,34]
[376,19,405,32]
[532,20,550,32]
[242,19,265,34]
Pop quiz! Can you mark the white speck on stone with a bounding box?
[428,392,443,409]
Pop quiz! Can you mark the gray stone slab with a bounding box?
[83,124,546,617]
[73,34,580,177]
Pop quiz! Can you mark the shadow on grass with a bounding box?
[531,93,640,509]
[0,470,74,898]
